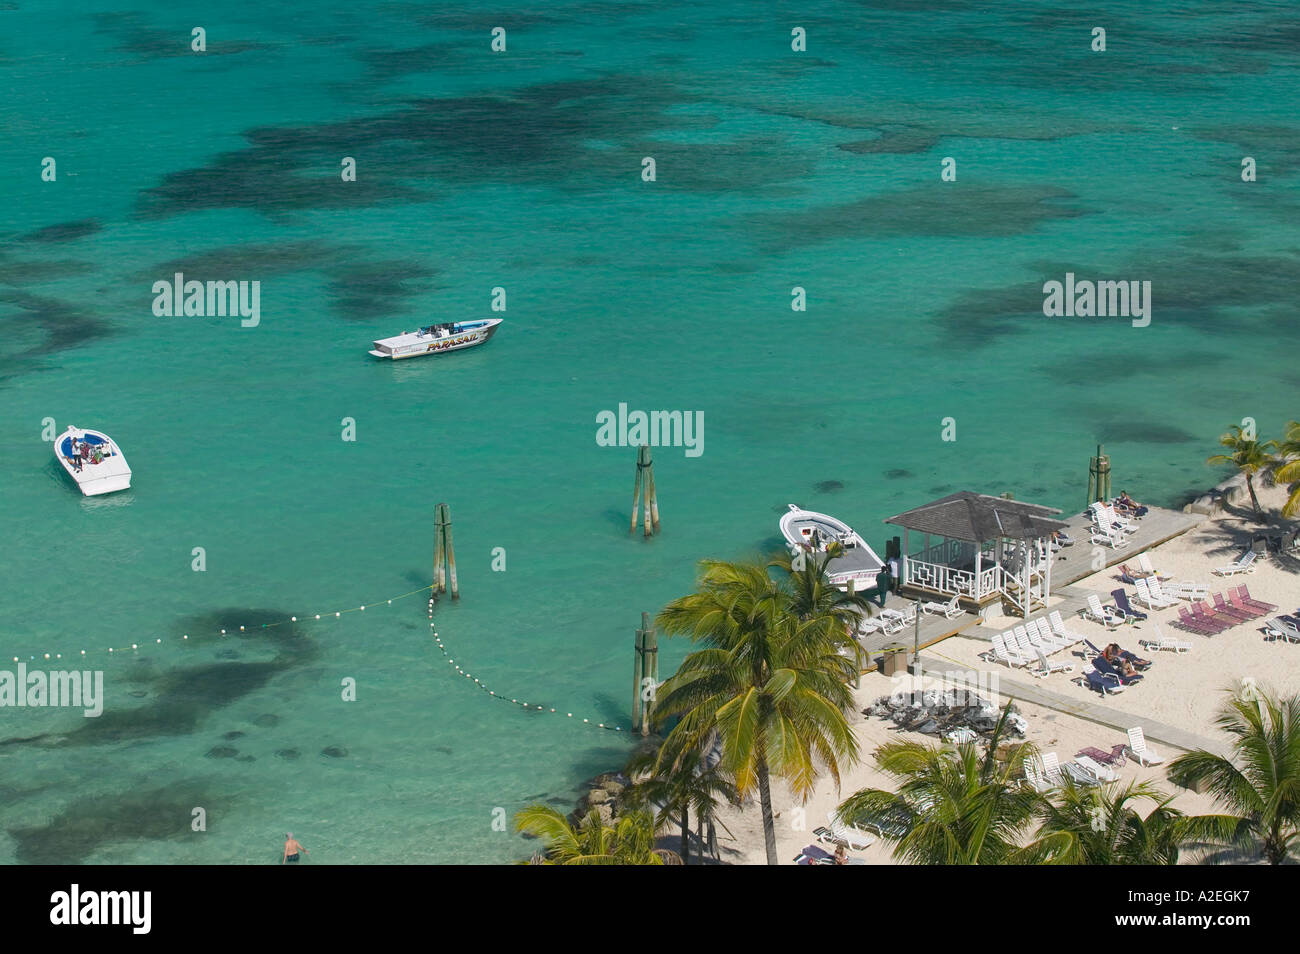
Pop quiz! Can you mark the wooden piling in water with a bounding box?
[433,502,459,599]
[630,445,659,537]
[1088,444,1111,506]
[646,449,659,534]
[633,612,658,735]
[629,449,644,535]
[433,508,446,594]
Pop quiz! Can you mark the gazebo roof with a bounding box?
[883,491,1067,543]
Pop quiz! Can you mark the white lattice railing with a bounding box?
[978,565,1001,599]
[906,559,976,597]
[906,560,1018,602]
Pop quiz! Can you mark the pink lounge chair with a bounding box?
[1194,601,1240,630]
[1212,591,1259,621]
[1236,584,1278,613]
[1176,605,1222,635]
[1077,744,1128,767]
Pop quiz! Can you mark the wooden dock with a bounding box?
[857,504,1203,667]
[1048,505,1204,588]
[853,504,1216,751]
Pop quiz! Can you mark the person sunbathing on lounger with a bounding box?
[1105,643,1150,674]
[1103,644,1136,677]
[1115,492,1149,517]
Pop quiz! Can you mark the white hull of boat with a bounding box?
[780,504,885,591]
[369,318,502,359]
[55,426,132,496]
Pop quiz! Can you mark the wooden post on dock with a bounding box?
[433,502,459,599]
[630,445,659,537]
[1087,444,1111,506]
[633,612,658,735]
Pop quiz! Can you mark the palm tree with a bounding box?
[1271,420,1300,519]
[837,706,1041,864]
[652,558,861,866]
[622,732,738,864]
[1167,687,1300,864]
[1019,779,1228,864]
[773,546,875,680]
[1207,425,1278,521]
[514,804,673,865]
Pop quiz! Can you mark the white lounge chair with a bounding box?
[1126,727,1164,767]
[1265,617,1300,643]
[1023,760,1055,793]
[1039,618,1071,652]
[1039,753,1070,788]
[1016,626,1059,660]
[921,593,963,619]
[1139,622,1191,653]
[1083,593,1124,629]
[1030,646,1075,678]
[1154,578,1206,603]
[1133,577,1177,610]
[875,611,907,635]
[1073,754,1120,783]
[1031,617,1068,653]
[1049,610,1085,646]
[879,605,916,630]
[855,616,886,636]
[1137,552,1164,578]
[1090,523,1129,549]
[1093,502,1137,533]
[1214,550,1257,577]
[1062,760,1101,787]
[989,633,1027,668]
[823,810,875,850]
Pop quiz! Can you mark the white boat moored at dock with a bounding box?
[369,319,502,359]
[780,504,885,591]
[55,426,132,496]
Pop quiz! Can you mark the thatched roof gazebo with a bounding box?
[883,491,1069,618]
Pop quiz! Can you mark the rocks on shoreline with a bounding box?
[568,771,630,828]
[865,688,1028,739]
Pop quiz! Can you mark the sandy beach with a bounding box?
[706,484,1299,865]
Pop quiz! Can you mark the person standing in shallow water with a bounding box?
[282,833,309,864]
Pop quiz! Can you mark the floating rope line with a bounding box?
[428,599,623,733]
[8,585,436,664]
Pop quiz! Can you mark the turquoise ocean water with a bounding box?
[1,0,1298,862]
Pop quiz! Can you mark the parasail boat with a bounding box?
[779,504,885,591]
[369,318,502,359]
[55,426,132,496]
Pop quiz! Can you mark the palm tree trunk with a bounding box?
[757,756,779,866]
[1267,827,1285,865]
[1246,473,1264,520]
[680,807,690,865]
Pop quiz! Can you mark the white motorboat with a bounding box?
[55,426,131,496]
[369,318,502,359]
[780,504,885,591]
